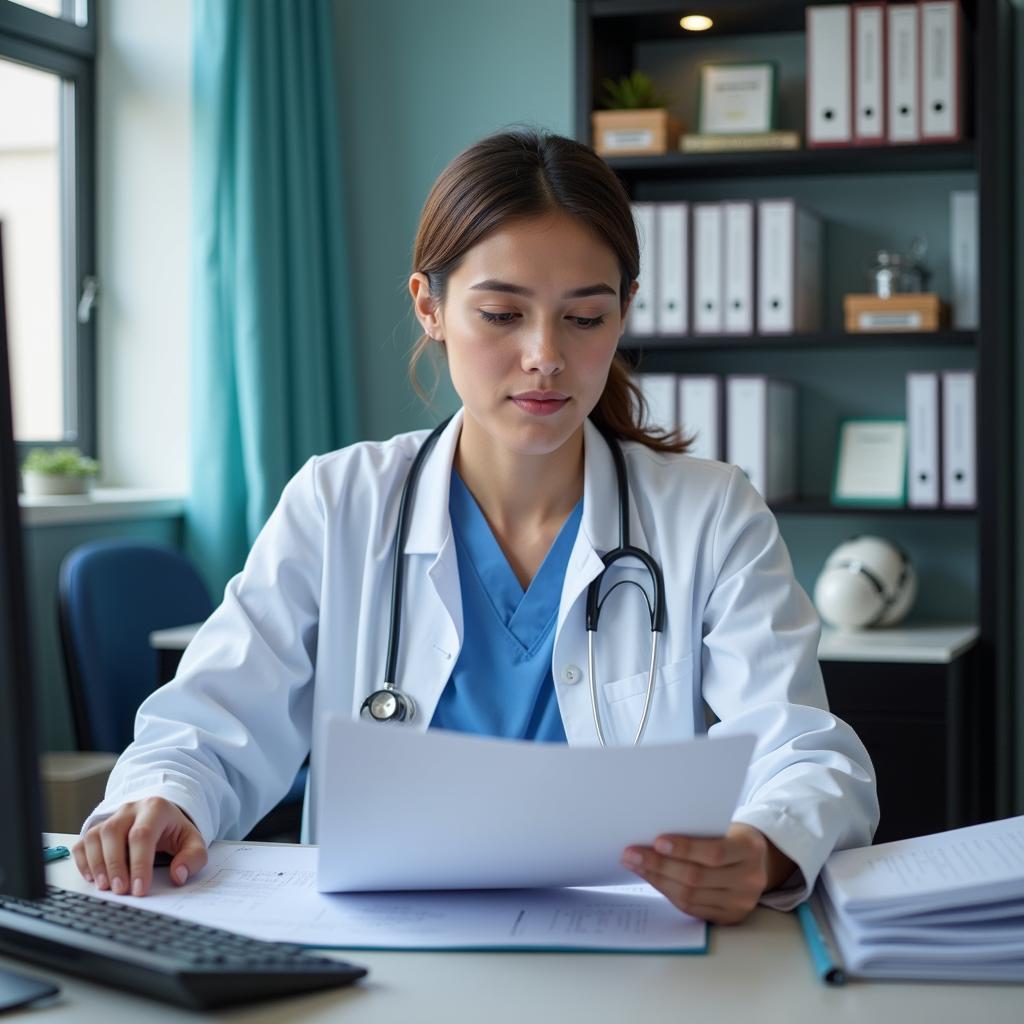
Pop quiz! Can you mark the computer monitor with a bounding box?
[0,222,47,900]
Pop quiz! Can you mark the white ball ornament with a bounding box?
[813,536,917,631]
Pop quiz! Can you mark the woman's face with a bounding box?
[412,211,635,457]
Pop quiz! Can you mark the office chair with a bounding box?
[58,539,306,840]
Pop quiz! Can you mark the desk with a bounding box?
[4,835,1020,1023]
[149,622,202,685]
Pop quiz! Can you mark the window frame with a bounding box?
[0,0,97,459]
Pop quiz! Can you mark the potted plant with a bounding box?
[591,70,682,156]
[21,447,100,496]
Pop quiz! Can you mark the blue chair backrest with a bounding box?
[58,540,214,753]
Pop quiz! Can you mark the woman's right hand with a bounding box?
[72,796,208,898]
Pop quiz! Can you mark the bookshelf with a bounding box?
[574,0,1018,833]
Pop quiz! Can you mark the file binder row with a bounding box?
[807,2,964,147]
[906,370,976,508]
[631,200,822,338]
[635,373,798,503]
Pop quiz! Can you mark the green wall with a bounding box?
[334,0,574,441]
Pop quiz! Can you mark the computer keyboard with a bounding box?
[0,884,367,1010]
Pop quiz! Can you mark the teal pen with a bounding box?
[796,899,846,986]
[43,845,71,863]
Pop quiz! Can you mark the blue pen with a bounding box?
[43,845,70,863]
[796,898,846,986]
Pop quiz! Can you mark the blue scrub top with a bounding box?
[429,470,583,742]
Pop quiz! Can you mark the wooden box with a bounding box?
[591,108,682,156]
[843,292,949,332]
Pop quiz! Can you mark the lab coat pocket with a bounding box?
[599,653,696,745]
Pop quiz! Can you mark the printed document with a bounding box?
[315,715,756,892]
[51,844,707,952]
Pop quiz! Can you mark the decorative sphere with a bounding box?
[813,536,917,631]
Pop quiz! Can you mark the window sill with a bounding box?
[19,488,186,527]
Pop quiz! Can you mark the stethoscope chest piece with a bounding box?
[361,688,416,723]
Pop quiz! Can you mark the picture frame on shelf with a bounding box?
[831,418,908,507]
[697,61,778,135]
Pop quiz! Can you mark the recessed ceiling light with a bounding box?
[680,15,713,32]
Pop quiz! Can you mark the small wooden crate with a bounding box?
[591,108,682,156]
[844,292,949,332]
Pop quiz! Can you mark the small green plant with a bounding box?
[600,70,669,110]
[22,447,100,478]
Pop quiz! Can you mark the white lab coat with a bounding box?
[85,409,878,910]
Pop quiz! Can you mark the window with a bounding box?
[0,0,95,455]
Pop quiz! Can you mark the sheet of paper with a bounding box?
[822,814,1024,918]
[315,715,755,892]
[51,844,705,952]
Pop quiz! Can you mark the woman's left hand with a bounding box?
[621,823,797,924]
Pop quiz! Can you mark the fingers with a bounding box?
[648,832,752,868]
[169,831,208,887]
[72,798,206,897]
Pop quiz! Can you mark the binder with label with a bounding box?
[807,5,853,146]
[941,370,976,508]
[920,1,963,141]
[635,373,678,434]
[723,202,754,335]
[950,190,978,329]
[853,3,886,144]
[726,376,798,503]
[887,4,920,143]
[757,200,823,334]
[693,203,724,335]
[630,203,657,336]
[656,202,688,336]
[678,375,722,461]
[906,372,941,508]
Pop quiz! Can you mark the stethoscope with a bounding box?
[360,414,666,745]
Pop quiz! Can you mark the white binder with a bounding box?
[723,202,754,335]
[920,1,963,141]
[630,203,657,336]
[726,376,798,503]
[853,3,886,143]
[887,4,920,143]
[950,190,978,330]
[907,372,941,508]
[693,203,724,335]
[656,202,688,336]
[635,373,678,434]
[807,5,853,146]
[678,375,722,461]
[941,370,976,508]
[756,199,822,334]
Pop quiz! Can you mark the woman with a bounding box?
[73,128,878,924]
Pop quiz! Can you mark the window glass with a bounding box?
[0,57,67,441]
[8,0,88,27]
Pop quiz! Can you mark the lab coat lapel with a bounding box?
[395,410,465,731]
[556,419,652,745]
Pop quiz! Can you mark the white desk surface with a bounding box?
[4,836,1020,1023]
[148,623,202,650]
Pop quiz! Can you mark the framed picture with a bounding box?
[831,419,908,507]
[697,62,777,134]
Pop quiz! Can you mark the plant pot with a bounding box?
[22,471,93,497]
[591,108,683,156]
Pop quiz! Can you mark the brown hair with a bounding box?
[409,127,689,454]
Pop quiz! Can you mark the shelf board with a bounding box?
[622,330,976,354]
[605,143,976,180]
[770,499,976,517]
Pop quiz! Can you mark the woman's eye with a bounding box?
[477,311,606,329]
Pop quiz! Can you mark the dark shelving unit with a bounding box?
[575,0,1018,834]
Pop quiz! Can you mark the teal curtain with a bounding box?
[188,0,359,595]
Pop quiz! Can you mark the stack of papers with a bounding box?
[817,814,1024,981]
